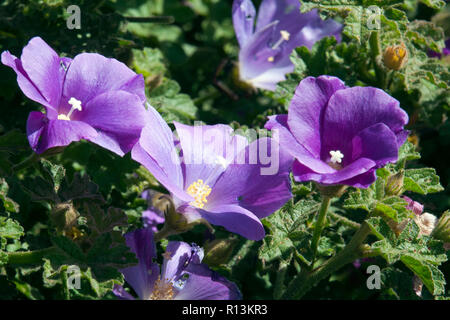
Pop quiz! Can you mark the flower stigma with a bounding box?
[187,179,212,209]
[329,150,344,164]
[57,97,82,121]
[149,276,175,300]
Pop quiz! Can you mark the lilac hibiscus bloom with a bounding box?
[265,75,409,189]
[131,105,292,240]
[1,37,148,155]
[232,0,342,91]
[113,228,241,300]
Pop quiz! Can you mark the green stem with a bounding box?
[123,16,174,24]
[282,222,372,300]
[153,225,177,242]
[311,197,332,262]
[328,212,361,229]
[12,153,40,173]
[7,247,55,265]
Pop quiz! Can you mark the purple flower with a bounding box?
[113,228,241,300]
[265,76,409,188]
[131,105,292,240]
[428,38,450,58]
[403,196,424,216]
[232,0,342,91]
[1,37,148,155]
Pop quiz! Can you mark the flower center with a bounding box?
[267,30,290,62]
[57,97,82,121]
[186,179,212,209]
[149,276,174,300]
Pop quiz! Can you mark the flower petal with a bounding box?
[112,284,135,300]
[62,53,146,109]
[173,122,248,188]
[287,76,346,157]
[174,264,242,300]
[322,86,409,161]
[76,90,147,156]
[34,119,98,154]
[120,228,159,300]
[207,137,292,219]
[26,111,47,151]
[232,0,256,47]
[131,106,190,202]
[198,204,265,240]
[20,37,65,109]
[160,242,195,282]
[293,157,377,187]
[351,123,399,167]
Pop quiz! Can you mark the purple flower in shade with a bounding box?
[265,75,409,189]
[140,190,165,232]
[232,0,342,91]
[131,105,292,240]
[1,37,148,155]
[428,39,450,58]
[113,228,241,300]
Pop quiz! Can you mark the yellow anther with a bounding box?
[280,30,290,41]
[186,179,212,209]
[267,56,274,62]
[57,114,71,121]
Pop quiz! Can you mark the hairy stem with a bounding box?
[310,196,332,262]
[282,222,372,299]
[7,247,56,265]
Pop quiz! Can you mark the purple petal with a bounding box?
[207,137,292,219]
[19,37,65,109]
[232,0,256,47]
[255,0,302,31]
[287,76,347,157]
[339,169,377,189]
[33,119,98,154]
[62,53,146,110]
[174,264,242,300]
[351,123,399,167]
[173,122,248,188]
[120,228,159,300]
[198,204,265,240]
[76,90,147,156]
[113,284,136,300]
[161,242,195,282]
[131,106,191,202]
[26,111,47,151]
[322,86,409,160]
[265,114,334,174]
[142,209,165,232]
[403,196,424,215]
[293,157,377,187]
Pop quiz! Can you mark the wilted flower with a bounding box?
[232,0,342,91]
[113,228,241,300]
[1,37,148,155]
[397,196,438,237]
[265,75,409,188]
[132,105,292,240]
[383,42,408,70]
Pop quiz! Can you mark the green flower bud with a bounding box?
[203,238,239,267]
[432,210,450,243]
[50,202,80,237]
[385,170,404,196]
[315,183,347,198]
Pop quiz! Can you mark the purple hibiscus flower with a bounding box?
[131,105,292,240]
[265,75,409,188]
[232,0,342,91]
[113,228,241,300]
[1,37,148,155]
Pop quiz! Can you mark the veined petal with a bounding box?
[77,90,147,156]
[174,264,242,300]
[198,204,265,240]
[120,228,159,300]
[26,111,47,151]
[34,119,98,154]
[160,242,195,282]
[232,0,256,47]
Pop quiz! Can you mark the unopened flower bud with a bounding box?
[383,43,408,70]
[50,202,80,236]
[431,210,450,243]
[203,238,239,267]
[385,170,404,196]
[315,183,347,198]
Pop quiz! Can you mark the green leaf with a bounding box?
[0,178,19,213]
[401,255,446,295]
[0,217,24,243]
[403,168,444,194]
